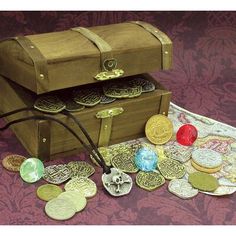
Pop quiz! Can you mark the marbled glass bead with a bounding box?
[20,158,44,183]
[134,147,158,172]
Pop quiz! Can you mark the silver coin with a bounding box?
[43,164,71,185]
[218,177,236,187]
[201,186,236,196]
[164,144,192,163]
[142,81,156,93]
[168,179,198,199]
[192,148,223,168]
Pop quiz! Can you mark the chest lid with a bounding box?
[0,21,172,94]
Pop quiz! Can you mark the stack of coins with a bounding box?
[42,186,87,221]
[191,148,223,174]
[38,174,97,220]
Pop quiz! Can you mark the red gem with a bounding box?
[176,124,198,146]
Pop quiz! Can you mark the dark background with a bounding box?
[0,11,235,126]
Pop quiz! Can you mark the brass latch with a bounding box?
[96,107,124,147]
[95,69,124,81]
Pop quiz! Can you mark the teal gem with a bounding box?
[20,158,44,183]
[134,147,158,172]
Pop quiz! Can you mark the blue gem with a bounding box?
[134,147,158,172]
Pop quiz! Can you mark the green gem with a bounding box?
[20,158,44,183]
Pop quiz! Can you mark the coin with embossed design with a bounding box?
[43,164,71,185]
[128,77,155,93]
[73,88,101,107]
[2,154,26,172]
[103,81,142,98]
[111,152,138,173]
[100,94,116,104]
[127,86,142,98]
[64,98,85,112]
[34,95,66,113]
[164,144,192,163]
[136,171,165,191]
[168,179,198,199]
[65,177,97,198]
[145,114,173,145]
[158,158,186,180]
[45,198,76,221]
[67,161,95,178]
[155,146,167,161]
[89,147,112,167]
[192,148,223,169]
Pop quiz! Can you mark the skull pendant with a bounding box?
[102,168,133,197]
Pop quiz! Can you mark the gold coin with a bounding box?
[57,190,87,212]
[191,160,221,174]
[188,172,219,192]
[128,77,155,93]
[34,95,66,113]
[100,95,116,104]
[73,88,101,107]
[103,81,142,98]
[2,154,26,172]
[64,99,85,112]
[64,177,97,198]
[155,145,167,161]
[111,144,138,173]
[36,184,63,201]
[136,171,165,191]
[145,114,173,145]
[67,161,95,178]
[90,147,112,167]
[158,158,186,180]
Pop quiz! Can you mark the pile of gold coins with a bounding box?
[36,77,156,113]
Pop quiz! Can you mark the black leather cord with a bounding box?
[0,107,34,118]
[0,113,111,174]
[61,110,108,170]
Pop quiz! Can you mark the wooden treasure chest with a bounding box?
[0,21,172,161]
